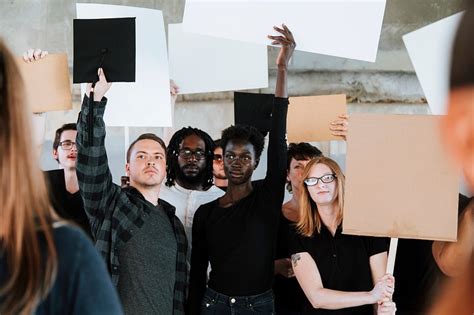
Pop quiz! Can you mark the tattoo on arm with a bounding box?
[291,254,301,267]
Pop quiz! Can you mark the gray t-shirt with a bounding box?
[117,204,177,314]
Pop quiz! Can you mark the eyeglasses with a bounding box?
[59,140,76,150]
[304,174,336,186]
[178,149,206,161]
[224,153,252,165]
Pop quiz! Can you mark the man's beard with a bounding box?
[176,166,207,186]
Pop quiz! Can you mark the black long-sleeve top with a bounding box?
[187,97,289,314]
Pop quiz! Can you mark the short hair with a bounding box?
[214,138,223,149]
[126,133,166,163]
[220,125,265,161]
[450,2,474,89]
[287,142,322,170]
[165,127,215,189]
[286,142,322,192]
[52,123,77,151]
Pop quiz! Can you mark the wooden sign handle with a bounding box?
[386,237,399,274]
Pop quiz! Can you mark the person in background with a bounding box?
[0,41,122,315]
[161,127,225,242]
[274,142,322,315]
[212,138,228,190]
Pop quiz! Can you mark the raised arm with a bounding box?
[76,69,117,234]
[264,25,295,186]
[291,252,394,310]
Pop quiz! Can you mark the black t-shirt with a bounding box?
[187,98,289,314]
[274,213,307,313]
[393,194,472,314]
[45,169,92,239]
[289,224,388,315]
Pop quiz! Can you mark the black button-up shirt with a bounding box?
[289,224,388,315]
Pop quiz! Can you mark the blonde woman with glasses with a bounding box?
[0,42,122,315]
[289,156,396,315]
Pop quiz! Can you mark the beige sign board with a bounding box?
[15,54,72,113]
[288,94,346,142]
[343,114,459,241]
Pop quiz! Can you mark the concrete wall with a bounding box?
[0,0,465,182]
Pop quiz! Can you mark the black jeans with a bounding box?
[201,287,275,314]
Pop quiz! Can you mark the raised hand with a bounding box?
[86,68,112,101]
[170,79,179,104]
[330,114,350,141]
[268,24,296,70]
[22,48,48,63]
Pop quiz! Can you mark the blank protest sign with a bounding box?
[288,94,347,142]
[343,114,459,241]
[403,12,464,115]
[76,3,172,127]
[168,23,268,94]
[183,0,386,62]
[16,54,72,113]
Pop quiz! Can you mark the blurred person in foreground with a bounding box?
[0,42,122,315]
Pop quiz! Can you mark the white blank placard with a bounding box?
[183,0,387,62]
[168,24,268,94]
[76,4,172,127]
[403,12,464,115]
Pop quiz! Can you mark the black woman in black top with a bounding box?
[187,24,295,315]
[289,157,395,315]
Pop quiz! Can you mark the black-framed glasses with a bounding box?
[304,174,336,186]
[59,140,76,150]
[178,149,206,161]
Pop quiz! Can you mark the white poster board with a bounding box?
[168,23,268,94]
[76,3,172,127]
[183,0,387,62]
[403,12,464,115]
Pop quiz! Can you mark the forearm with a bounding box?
[275,68,288,98]
[76,94,117,218]
[306,287,374,310]
[266,97,288,185]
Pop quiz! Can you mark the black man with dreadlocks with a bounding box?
[161,127,225,242]
[187,24,295,314]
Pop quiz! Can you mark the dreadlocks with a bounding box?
[166,126,216,189]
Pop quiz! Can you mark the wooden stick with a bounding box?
[386,237,399,274]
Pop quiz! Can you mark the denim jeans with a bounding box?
[201,287,275,314]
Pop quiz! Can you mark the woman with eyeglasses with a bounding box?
[289,156,396,315]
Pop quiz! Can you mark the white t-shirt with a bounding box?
[160,183,225,243]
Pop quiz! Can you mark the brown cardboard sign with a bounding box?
[288,94,347,142]
[15,54,72,113]
[343,114,459,241]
